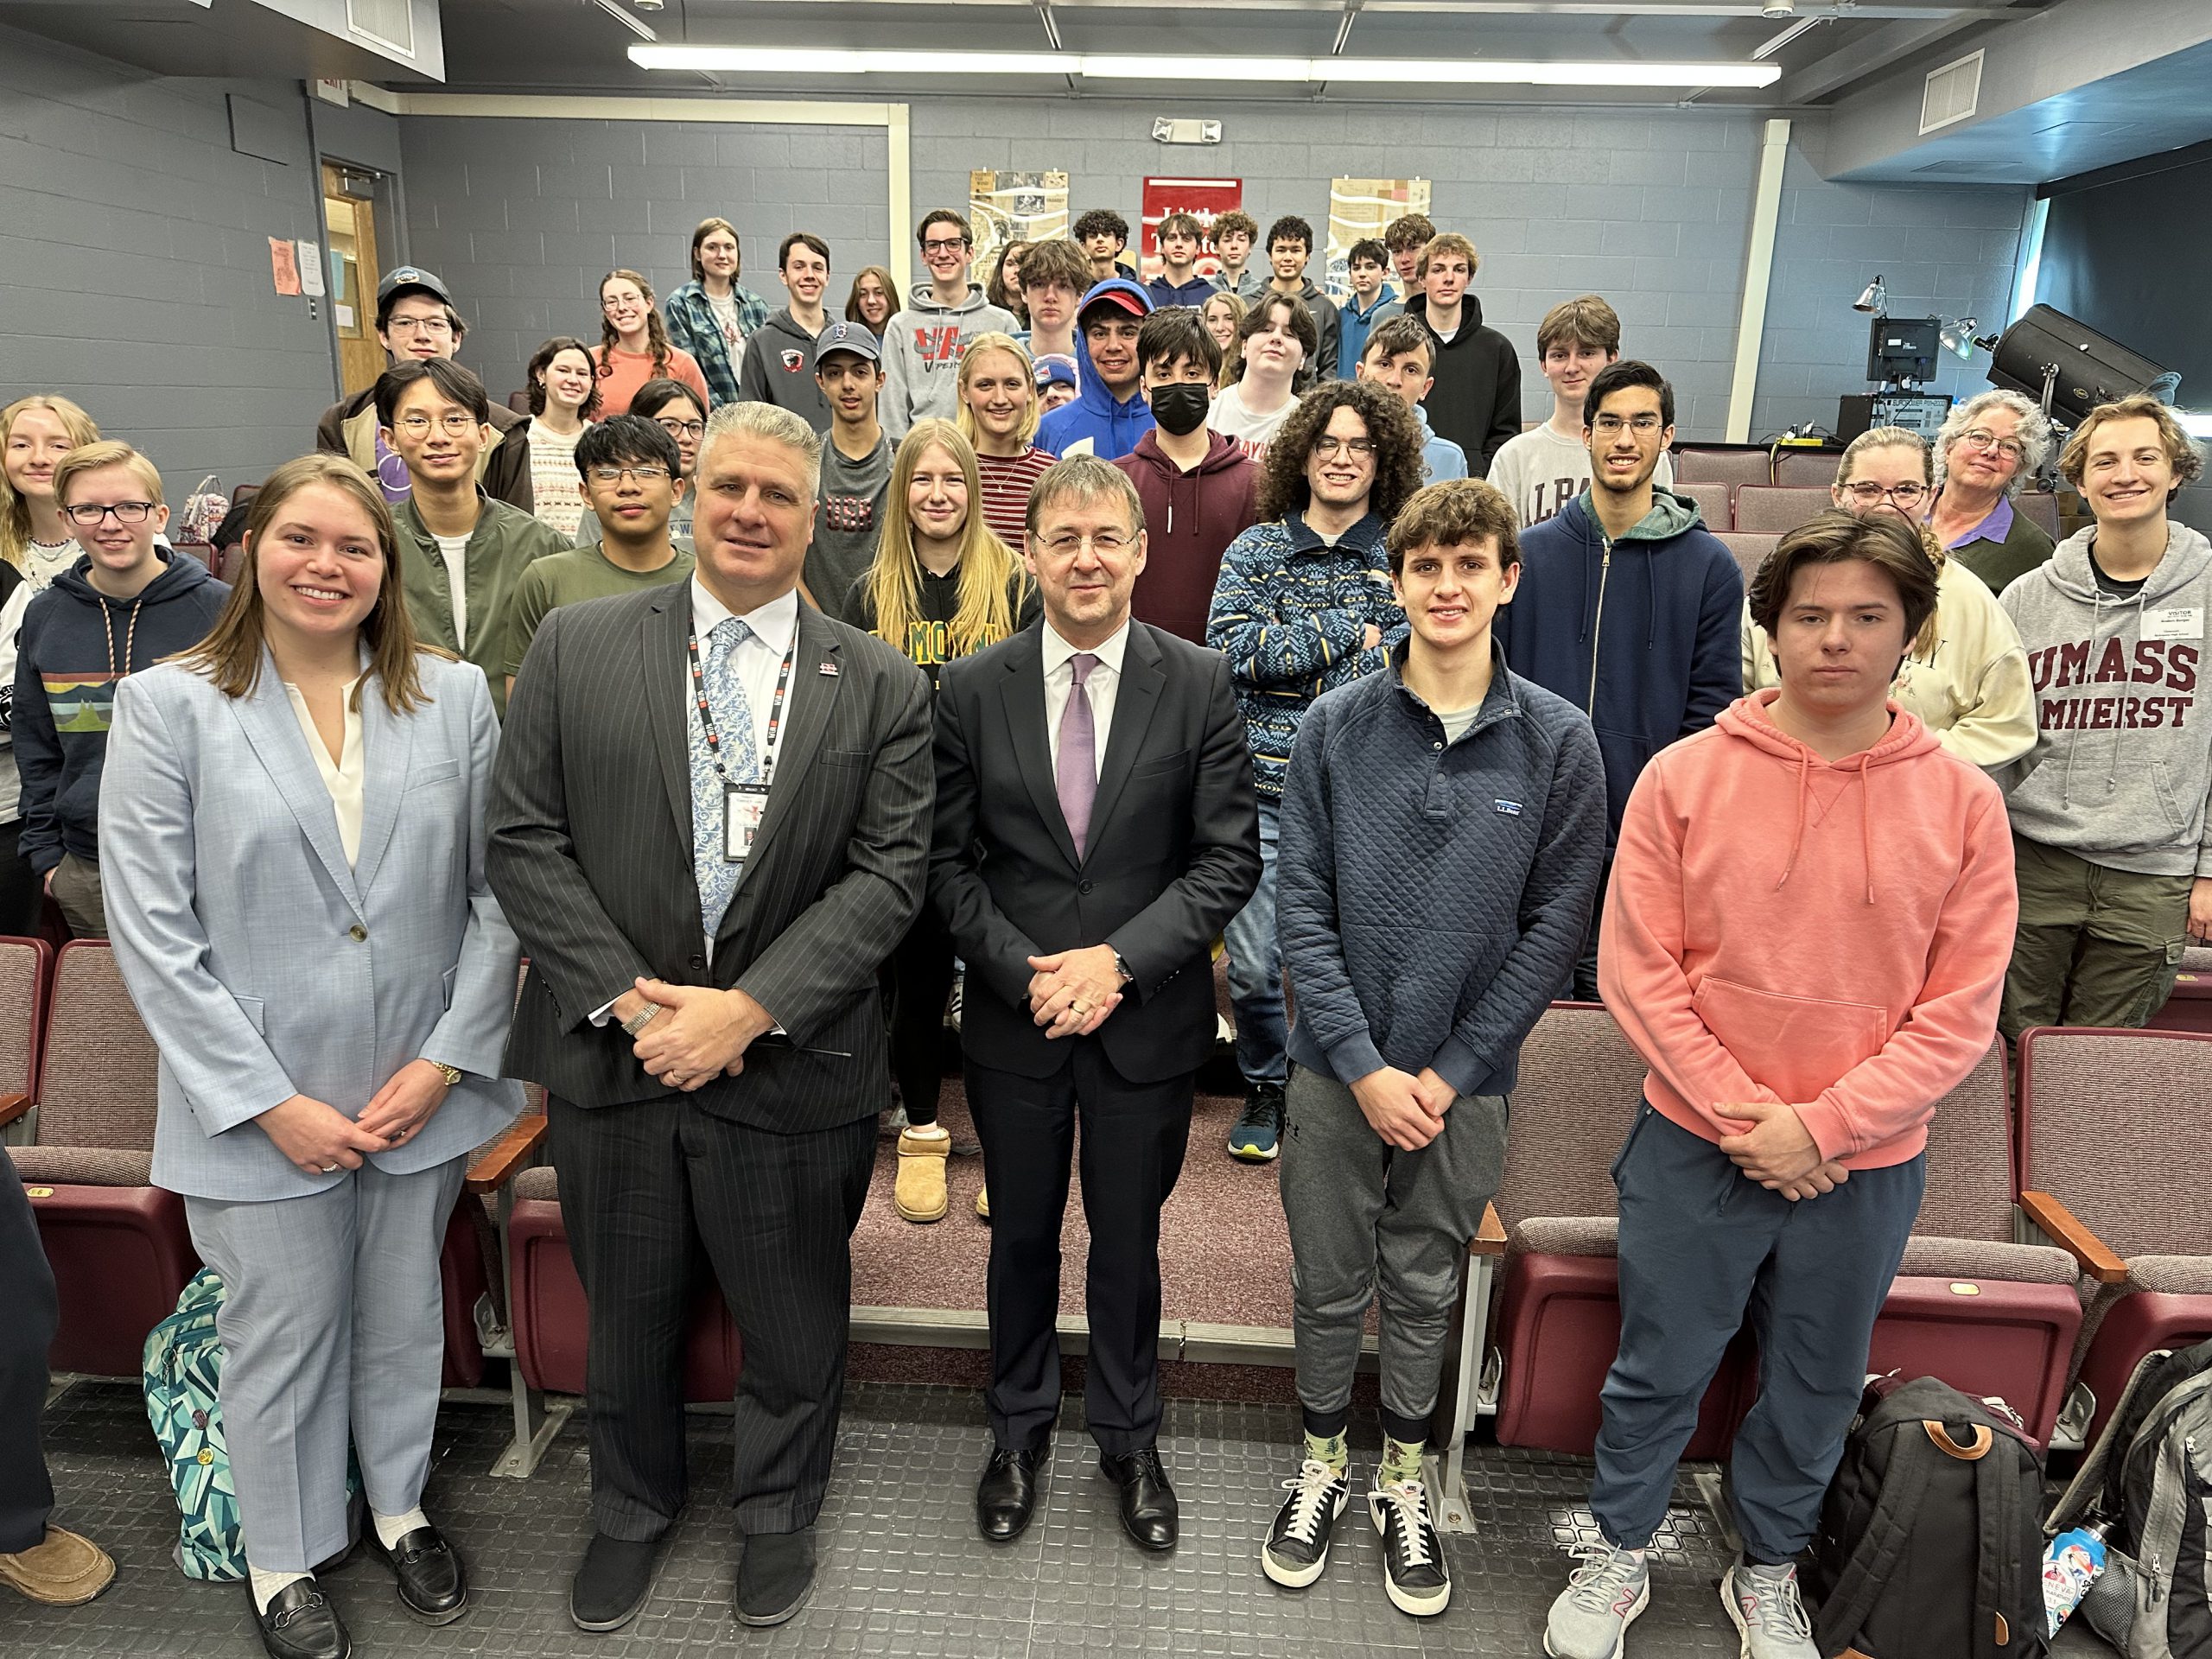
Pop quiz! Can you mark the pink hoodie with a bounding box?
[1598,690,2016,1170]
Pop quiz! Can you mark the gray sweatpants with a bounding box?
[1281,1063,1508,1437]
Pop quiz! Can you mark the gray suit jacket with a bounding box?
[487,585,934,1130]
[100,653,525,1203]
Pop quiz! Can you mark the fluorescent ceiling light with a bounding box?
[628,44,1782,88]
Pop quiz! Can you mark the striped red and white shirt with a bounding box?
[975,446,1058,550]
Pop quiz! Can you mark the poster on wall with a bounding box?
[969,169,1071,289]
[1139,176,1245,282]
[1324,176,1432,304]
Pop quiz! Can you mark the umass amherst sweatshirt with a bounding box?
[1598,691,2015,1170]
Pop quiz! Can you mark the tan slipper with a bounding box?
[894,1124,951,1223]
[0,1526,116,1606]
[976,1182,991,1222]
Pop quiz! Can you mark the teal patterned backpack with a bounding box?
[142,1268,245,1580]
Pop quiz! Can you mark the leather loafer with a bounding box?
[976,1446,1041,1542]
[734,1528,814,1627]
[570,1532,660,1633]
[249,1577,351,1659]
[369,1524,467,1624]
[1099,1446,1179,1552]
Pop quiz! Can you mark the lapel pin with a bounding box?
[818,661,839,677]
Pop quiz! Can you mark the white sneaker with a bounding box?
[1719,1560,1818,1658]
[946,975,963,1032]
[1544,1541,1649,1658]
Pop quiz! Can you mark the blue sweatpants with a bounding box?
[1588,1103,1923,1564]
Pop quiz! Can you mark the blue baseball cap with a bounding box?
[813,321,881,364]
[1034,353,1077,388]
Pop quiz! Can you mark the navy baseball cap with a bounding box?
[813,321,882,364]
[377,264,454,308]
[1034,353,1077,388]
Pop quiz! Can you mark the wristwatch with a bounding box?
[621,1003,663,1037]
[429,1061,463,1087]
[1112,951,1135,986]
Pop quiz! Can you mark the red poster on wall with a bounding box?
[1140,176,1244,281]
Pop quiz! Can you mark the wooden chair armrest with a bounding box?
[1469,1200,1508,1258]
[0,1092,30,1129]
[465,1113,547,1197]
[2018,1190,2129,1285]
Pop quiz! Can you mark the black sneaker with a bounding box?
[1228,1082,1285,1162]
[1260,1459,1350,1588]
[1367,1476,1451,1617]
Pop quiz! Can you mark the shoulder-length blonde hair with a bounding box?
[955,333,1040,449]
[1,395,100,569]
[175,454,434,715]
[867,419,1029,664]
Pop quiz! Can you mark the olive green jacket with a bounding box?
[394,492,569,715]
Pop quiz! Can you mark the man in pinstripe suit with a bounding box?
[488,401,933,1633]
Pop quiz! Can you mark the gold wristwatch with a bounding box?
[429,1061,463,1087]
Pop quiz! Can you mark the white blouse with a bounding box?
[283,676,366,867]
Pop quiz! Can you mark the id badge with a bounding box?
[723,784,771,863]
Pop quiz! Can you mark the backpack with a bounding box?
[173,474,231,550]
[2047,1338,2212,1657]
[1805,1374,2047,1659]
[142,1268,245,1580]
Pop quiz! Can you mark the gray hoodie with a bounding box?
[878,287,1018,442]
[734,308,832,433]
[1999,521,2212,876]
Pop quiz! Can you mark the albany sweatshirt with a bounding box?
[1999,521,2212,875]
[1599,692,2015,1169]
[880,286,1020,442]
[16,552,229,872]
[734,307,833,432]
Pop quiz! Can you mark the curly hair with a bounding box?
[596,268,673,384]
[1257,378,1426,525]
[2060,394,2207,499]
[525,335,602,420]
[1931,389,2055,498]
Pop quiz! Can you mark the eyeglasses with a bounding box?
[587,465,671,485]
[396,413,483,436]
[385,316,453,337]
[1038,531,1135,557]
[1591,414,1664,436]
[601,296,642,313]
[1958,428,2026,461]
[921,238,970,254]
[655,417,706,440]
[62,501,157,526]
[1842,480,1929,506]
[1312,436,1377,459]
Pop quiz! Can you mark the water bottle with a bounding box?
[2044,1521,2109,1637]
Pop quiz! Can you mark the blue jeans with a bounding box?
[1223,795,1285,1087]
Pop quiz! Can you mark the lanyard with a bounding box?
[686,628,797,788]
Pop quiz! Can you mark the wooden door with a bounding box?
[321,162,385,397]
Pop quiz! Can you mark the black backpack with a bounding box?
[2047,1338,2212,1658]
[1804,1374,2047,1659]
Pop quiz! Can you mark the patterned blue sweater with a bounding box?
[1205,509,1407,800]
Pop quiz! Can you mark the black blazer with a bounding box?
[930,620,1261,1083]
[487,584,934,1130]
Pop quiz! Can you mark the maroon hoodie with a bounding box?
[1114,429,1259,644]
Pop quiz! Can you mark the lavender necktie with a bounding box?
[1056,652,1099,860]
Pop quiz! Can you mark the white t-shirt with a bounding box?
[434,532,470,649]
[1486,422,1676,529]
[708,289,747,373]
[0,580,32,823]
[1208,381,1297,463]
[23,539,76,592]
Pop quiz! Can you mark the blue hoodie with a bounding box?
[1495,486,1742,848]
[16,550,229,872]
[1035,278,1156,461]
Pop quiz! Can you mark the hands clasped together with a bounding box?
[622,977,779,1092]
[1716,1099,1850,1202]
[1027,945,1125,1039]
[257,1058,454,1177]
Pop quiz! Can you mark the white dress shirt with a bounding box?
[283,676,367,867]
[1041,617,1128,781]
[689,578,801,776]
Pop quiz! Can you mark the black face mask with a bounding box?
[1148,380,1211,437]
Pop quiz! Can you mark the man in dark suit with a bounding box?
[487,401,932,1633]
[931,454,1262,1552]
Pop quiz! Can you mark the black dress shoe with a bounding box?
[369,1524,467,1624]
[976,1446,1041,1542]
[1099,1446,1179,1552]
[248,1577,351,1659]
[734,1528,814,1627]
[570,1533,660,1633]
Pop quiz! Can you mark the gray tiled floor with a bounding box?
[3,1378,2113,1657]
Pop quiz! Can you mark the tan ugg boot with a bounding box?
[894,1123,951,1223]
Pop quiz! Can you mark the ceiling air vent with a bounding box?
[347,0,416,57]
[1920,49,1982,135]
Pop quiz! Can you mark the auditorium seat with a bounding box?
[1771,450,1842,489]
[1718,531,1779,586]
[1674,447,1773,491]
[1732,486,1833,535]
[1488,1004,1758,1458]
[2017,1027,2212,1446]
[1867,1040,2082,1447]
[3,941,197,1377]
[1677,479,1733,532]
[506,391,531,416]
[2017,490,2062,538]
